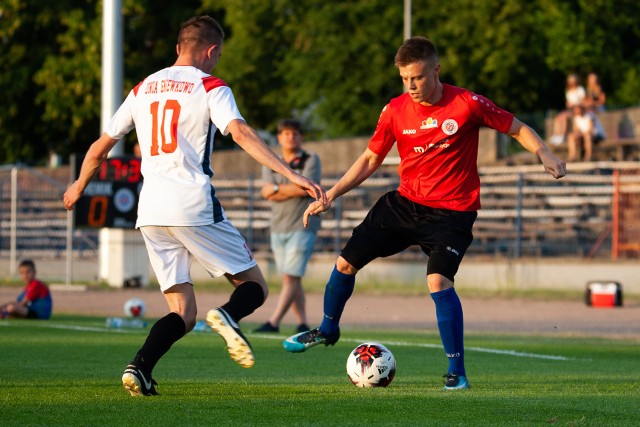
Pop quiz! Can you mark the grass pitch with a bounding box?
[1,315,638,426]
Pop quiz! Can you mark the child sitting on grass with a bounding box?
[1,259,52,319]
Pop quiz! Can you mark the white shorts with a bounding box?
[140,221,257,292]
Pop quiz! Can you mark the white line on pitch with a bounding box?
[254,334,575,361]
[6,322,574,360]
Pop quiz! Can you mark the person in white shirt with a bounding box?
[568,104,603,161]
[549,74,586,146]
[63,15,325,397]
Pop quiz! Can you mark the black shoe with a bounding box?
[296,323,310,333]
[253,322,279,333]
[122,364,159,396]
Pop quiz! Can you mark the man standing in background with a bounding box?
[254,119,321,334]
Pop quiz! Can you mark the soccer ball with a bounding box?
[346,342,396,388]
[123,297,146,318]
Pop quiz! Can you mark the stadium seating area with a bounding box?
[2,158,640,262]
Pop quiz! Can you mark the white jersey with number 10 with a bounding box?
[105,65,244,228]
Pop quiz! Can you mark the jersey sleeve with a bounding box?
[467,92,514,134]
[105,89,137,139]
[207,86,245,136]
[367,104,396,158]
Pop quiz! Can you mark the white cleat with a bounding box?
[206,308,255,368]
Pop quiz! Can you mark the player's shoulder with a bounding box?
[388,92,412,110]
[202,76,228,92]
[444,83,471,100]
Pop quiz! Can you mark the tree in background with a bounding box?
[1,0,639,164]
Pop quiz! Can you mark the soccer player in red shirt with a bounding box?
[283,37,566,390]
[1,260,52,319]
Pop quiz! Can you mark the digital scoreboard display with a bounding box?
[74,156,141,228]
[95,157,142,183]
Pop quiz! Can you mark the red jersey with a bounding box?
[368,84,514,211]
[22,279,50,302]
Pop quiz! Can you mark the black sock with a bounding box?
[220,281,265,322]
[132,312,185,374]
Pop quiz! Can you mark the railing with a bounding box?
[2,162,640,271]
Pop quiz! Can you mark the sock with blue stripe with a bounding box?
[319,266,355,336]
[431,287,466,377]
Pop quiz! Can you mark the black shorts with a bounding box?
[340,191,477,282]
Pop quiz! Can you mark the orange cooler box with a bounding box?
[585,281,623,307]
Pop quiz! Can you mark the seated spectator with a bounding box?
[549,74,586,146]
[567,105,596,162]
[0,260,52,319]
[585,72,606,112]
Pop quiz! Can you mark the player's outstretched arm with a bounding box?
[63,133,120,210]
[227,119,326,203]
[303,148,383,227]
[508,118,566,179]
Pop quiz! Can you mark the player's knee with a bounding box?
[427,273,454,293]
[336,256,358,275]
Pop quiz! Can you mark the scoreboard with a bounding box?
[74,156,141,228]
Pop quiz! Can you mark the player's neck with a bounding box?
[419,81,444,107]
[173,55,209,73]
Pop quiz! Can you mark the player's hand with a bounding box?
[540,151,566,179]
[303,198,332,227]
[63,181,82,210]
[292,175,327,204]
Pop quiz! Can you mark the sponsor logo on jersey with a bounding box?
[402,129,417,135]
[441,119,459,136]
[413,138,451,153]
[420,117,438,129]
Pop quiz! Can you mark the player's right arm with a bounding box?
[303,148,383,226]
[63,133,120,210]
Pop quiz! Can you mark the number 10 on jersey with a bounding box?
[150,100,181,156]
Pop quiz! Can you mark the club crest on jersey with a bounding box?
[420,117,438,129]
[441,119,459,136]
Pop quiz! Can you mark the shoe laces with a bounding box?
[298,327,324,343]
[443,373,460,387]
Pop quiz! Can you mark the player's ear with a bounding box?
[206,44,218,59]
[176,44,181,56]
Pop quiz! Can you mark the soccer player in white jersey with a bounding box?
[64,15,326,397]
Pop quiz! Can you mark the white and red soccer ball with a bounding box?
[346,342,396,388]
[123,297,146,318]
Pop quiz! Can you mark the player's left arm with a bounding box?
[63,133,120,210]
[507,117,566,179]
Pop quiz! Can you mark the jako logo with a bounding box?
[446,246,460,256]
[402,129,416,135]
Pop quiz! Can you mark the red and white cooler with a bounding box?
[585,281,623,308]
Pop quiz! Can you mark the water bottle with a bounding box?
[192,320,211,332]
[106,317,123,328]
[106,317,147,329]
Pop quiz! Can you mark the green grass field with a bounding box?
[1,315,638,426]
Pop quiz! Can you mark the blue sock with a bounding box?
[319,266,355,336]
[431,287,465,377]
